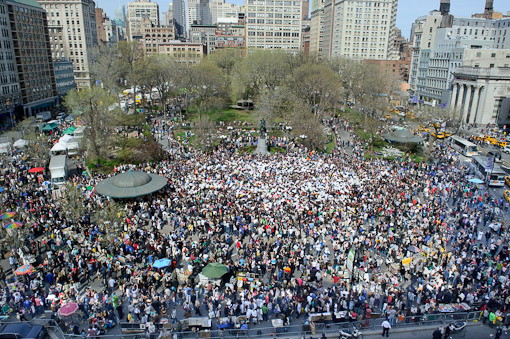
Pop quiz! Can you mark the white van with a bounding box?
[49,155,68,186]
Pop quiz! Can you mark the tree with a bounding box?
[290,100,327,150]
[230,50,291,101]
[416,106,462,159]
[16,118,50,168]
[64,86,120,163]
[95,199,125,250]
[117,41,144,110]
[207,48,243,77]
[90,45,122,96]
[286,62,343,117]
[143,55,180,111]
[60,182,86,224]
[180,61,227,121]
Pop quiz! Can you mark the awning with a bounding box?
[382,129,424,144]
[42,123,60,131]
[50,142,67,153]
[62,126,76,135]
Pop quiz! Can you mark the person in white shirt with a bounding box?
[381,318,391,337]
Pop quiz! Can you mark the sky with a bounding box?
[95,0,509,39]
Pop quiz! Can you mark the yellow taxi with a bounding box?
[505,190,510,203]
[385,114,392,119]
[505,176,510,187]
[497,141,508,148]
[484,136,498,144]
[431,132,452,139]
[418,126,431,134]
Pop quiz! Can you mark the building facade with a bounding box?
[126,0,159,40]
[158,41,203,63]
[0,0,20,126]
[409,0,510,107]
[8,0,57,116]
[321,0,398,60]
[141,16,174,56]
[54,59,76,97]
[309,3,324,57]
[215,19,244,49]
[189,24,216,54]
[451,66,510,126]
[173,0,185,38]
[38,0,98,90]
[96,8,118,46]
[245,0,303,53]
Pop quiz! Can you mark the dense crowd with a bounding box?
[0,117,509,338]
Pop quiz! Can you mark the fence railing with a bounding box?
[1,311,483,339]
[111,311,482,339]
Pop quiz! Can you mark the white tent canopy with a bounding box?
[59,134,72,144]
[13,139,27,148]
[50,142,67,155]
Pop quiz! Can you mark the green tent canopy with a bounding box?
[201,263,228,279]
[62,126,76,135]
[42,123,60,131]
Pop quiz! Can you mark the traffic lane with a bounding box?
[362,323,508,339]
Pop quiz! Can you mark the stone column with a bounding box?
[457,84,465,114]
[450,83,459,110]
[462,85,472,124]
[469,86,480,125]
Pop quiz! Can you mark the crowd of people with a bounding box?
[0,115,509,338]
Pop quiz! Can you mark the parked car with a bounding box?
[503,145,510,154]
[0,323,47,339]
[56,112,67,120]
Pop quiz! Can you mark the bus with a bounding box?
[450,136,479,157]
[471,156,506,187]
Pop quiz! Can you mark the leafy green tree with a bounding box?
[64,86,120,163]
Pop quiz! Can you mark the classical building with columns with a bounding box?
[408,0,510,107]
[450,66,510,126]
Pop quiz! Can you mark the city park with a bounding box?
[0,43,508,338]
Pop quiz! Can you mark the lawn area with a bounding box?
[325,134,336,154]
[187,106,257,124]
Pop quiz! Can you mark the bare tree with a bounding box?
[416,106,462,158]
[60,183,86,224]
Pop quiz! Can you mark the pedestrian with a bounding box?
[381,318,391,337]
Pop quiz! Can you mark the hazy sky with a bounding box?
[95,0,509,39]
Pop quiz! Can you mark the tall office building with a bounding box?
[321,0,398,60]
[8,0,57,116]
[173,0,186,38]
[96,8,118,46]
[189,0,243,28]
[187,0,200,27]
[245,0,303,53]
[309,0,325,57]
[210,0,243,24]
[162,3,173,26]
[115,5,126,27]
[126,0,159,40]
[37,0,98,90]
[0,0,20,125]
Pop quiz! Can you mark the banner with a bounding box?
[347,249,355,273]
[402,257,412,266]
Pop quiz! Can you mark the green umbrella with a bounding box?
[62,126,76,135]
[42,123,59,131]
[201,262,228,279]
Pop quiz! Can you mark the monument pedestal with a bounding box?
[254,137,269,155]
